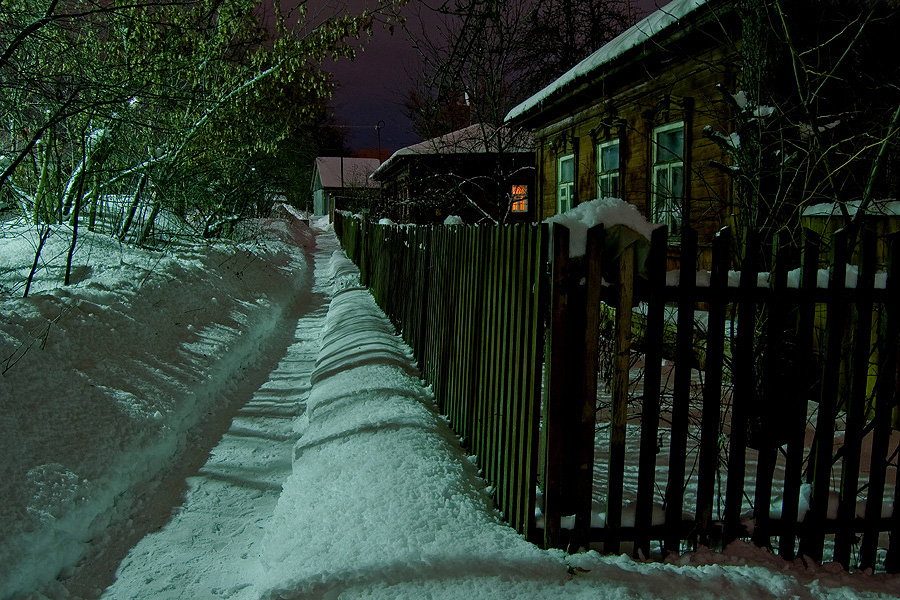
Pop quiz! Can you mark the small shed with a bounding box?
[310,157,381,217]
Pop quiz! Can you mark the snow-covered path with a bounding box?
[97,228,339,600]
[4,217,899,600]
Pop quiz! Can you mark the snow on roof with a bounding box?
[314,157,381,190]
[505,0,711,123]
[371,123,533,179]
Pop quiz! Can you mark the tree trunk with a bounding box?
[64,165,87,285]
[136,194,161,246]
[87,177,99,232]
[117,174,147,242]
[23,225,50,298]
[32,134,52,223]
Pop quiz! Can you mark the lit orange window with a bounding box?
[510,184,528,212]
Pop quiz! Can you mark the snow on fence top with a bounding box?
[801,199,900,217]
[545,197,657,258]
[504,0,710,123]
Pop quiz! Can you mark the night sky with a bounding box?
[321,0,671,157]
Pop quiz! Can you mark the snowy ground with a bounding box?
[1,215,899,599]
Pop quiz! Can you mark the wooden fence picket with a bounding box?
[696,227,730,547]
[665,227,698,553]
[865,233,899,572]
[834,230,877,567]
[634,225,668,558]
[333,213,899,570]
[779,228,821,560]
[802,228,850,562]
[723,229,759,546]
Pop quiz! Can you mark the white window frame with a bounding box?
[651,121,685,238]
[557,154,575,214]
[597,139,620,200]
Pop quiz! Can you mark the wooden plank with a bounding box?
[464,227,489,448]
[543,223,571,549]
[779,228,821,560]
[724,229,760,546]
[665,227,698,553]
[800,228,849,563]
[504,226,525,531]
[476,227,499,468]
[605,231,630,555]
[458,226,478,441]
[447,227,465,427]
[835,230,876,568]
[511,226,531,525]
[634,225,668,558]
[492,227,513,502]
[439,226,460,404]
[484,226,503,485]
[753,231,791,549]
[503,226,526,528]
[523,224,549,543]
[696,227,731,547]
[864,232,900,571]
[566,225,604,552]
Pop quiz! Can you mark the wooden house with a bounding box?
[370,123,534,224]
[505,0,737,266]
[310,157,381,217]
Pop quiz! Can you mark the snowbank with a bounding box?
[256,248,899,600]
[0,217,311,598]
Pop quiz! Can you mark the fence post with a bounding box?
[635,225,668,559]
[834,229,877,568]
[801,227,850,562]
[604,231,631,555]
[543,223,572,549]
[724,229,760,546]
[752,230,791,549]
[779,228,821,561]
[696,227,731,547]
[882,232,900,574]
[664,227,698,554]
[571,225,605,553]
[417,226,433,373]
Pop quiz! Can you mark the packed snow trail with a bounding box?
[97,225,340,600]
[53,218,897,600]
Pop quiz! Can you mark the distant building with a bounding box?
[310,157,381,217]
[370,123,534,224]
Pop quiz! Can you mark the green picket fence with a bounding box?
[333,211,900,572]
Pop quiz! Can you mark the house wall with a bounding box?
[533,39,738,267]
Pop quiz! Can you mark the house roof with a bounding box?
[312,157,381,191]
[371,124,533,180]
[504,0,716,124]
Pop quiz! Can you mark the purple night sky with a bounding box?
[319,0,671,157]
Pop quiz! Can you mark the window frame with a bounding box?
[510,184,528,213]
[597,139,620,200]
[651,121,685,238]
[557,153,575,214]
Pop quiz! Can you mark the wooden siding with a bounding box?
[534,42,737,267]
